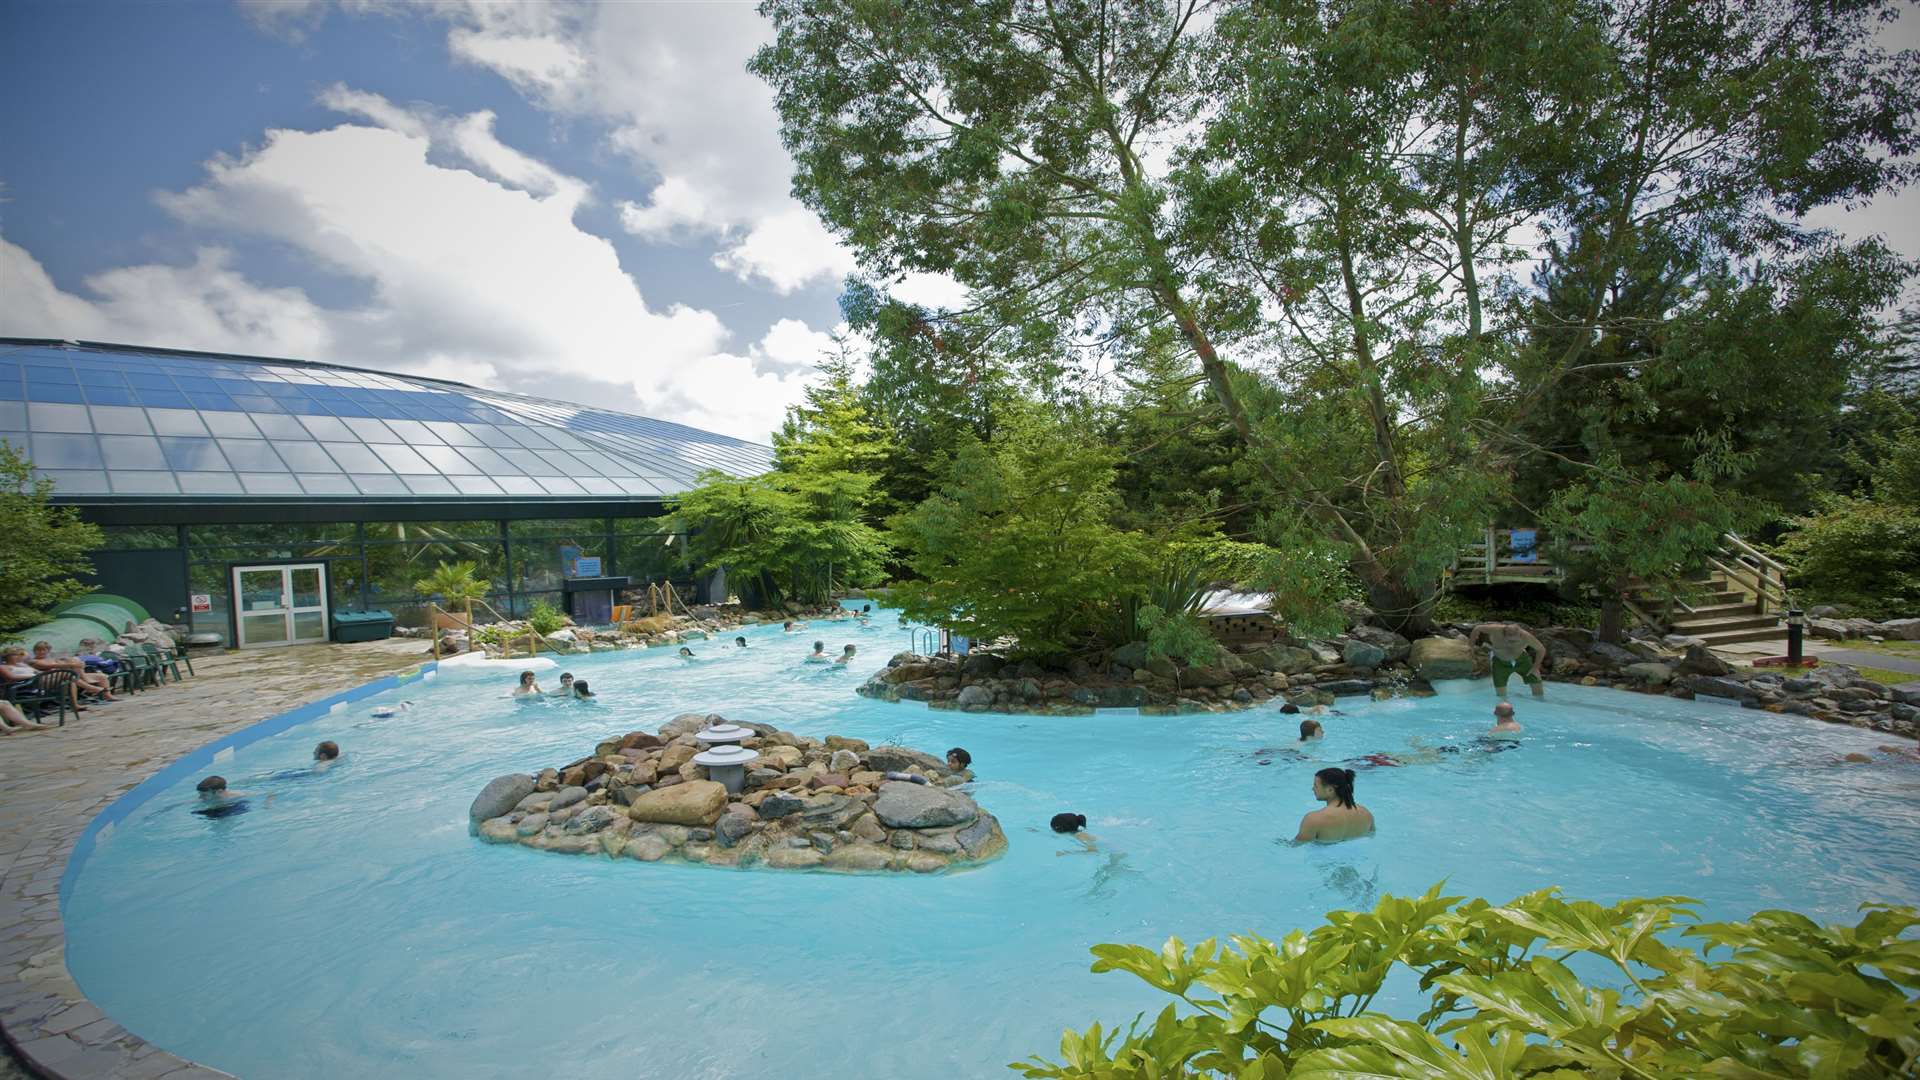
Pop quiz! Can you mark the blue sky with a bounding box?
[0,2,1913,442]
[0,1,973,440]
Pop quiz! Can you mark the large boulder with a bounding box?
[1684,675,1757,703]
[1182,663,1233,688]
[1878,618,1920,641]
[1111,641,1150,668]
[625,780,728,826]
[873,781,979,829]
[1675,644,1733,677]
[1340,637,1387,669]
[1249,645,1316,675]
[1585,641,1639,670]
[955,684,994,709]
[1348,625,1411,664]
[469,774,535,824]
[1622,662,1676,686]
[1410,637,1476,681]
[864,746,946,774]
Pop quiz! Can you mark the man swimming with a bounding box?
[1299,719,1324,741]
[1488,701,1523,737]
[834,644,857,665]
[804,641,829,663]
[1469,622,1548,700]
[193,775,272,817]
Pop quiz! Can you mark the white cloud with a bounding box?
[889,270,973,312]
[710,208,859,295]
[0,84,842,441]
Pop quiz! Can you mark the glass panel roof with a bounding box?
[4,340,774,501]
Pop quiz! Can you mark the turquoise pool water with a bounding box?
[63,612,1920,1079]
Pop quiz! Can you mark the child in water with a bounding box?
[1051,812,1098,854]
[194,776,272,818]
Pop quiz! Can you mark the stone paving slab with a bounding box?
[0,638,430,1079]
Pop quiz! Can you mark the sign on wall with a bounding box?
[190,593,212,613]
[573,556,602,577]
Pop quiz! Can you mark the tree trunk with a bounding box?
[1597,572,1630,644]
[1366,577,1434,638]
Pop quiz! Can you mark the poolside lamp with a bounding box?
[1786,608,1804,665]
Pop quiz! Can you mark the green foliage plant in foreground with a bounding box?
[1015,883,1918,1079]
[526,600,567,638]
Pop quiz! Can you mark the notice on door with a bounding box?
[190,593,212,613]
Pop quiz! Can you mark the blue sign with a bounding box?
[573,556,602,577]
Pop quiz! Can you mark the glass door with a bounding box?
[231,563,330,648]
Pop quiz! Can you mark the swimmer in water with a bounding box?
[548,672,575,697]
[1051,812,1098,854]
[312,741,340,771]
[804,641,829,664]
[1488,701,1522,738]
[1299,719,1323,742]
[512,670,541,697]
[834,644,857,665]
[783,620,809,633]
[946,747,972,776]
[735,636,748,648]
[193,775,272,817]
[572,679,595,700]
[678,647,696,660]
[1292,767,1373,844]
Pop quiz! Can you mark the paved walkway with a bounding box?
[1813,648,1920,677]
[0,639,429,1079]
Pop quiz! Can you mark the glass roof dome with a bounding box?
[0,339,774,503]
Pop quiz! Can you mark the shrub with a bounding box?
[412,560,490,607]
[1774,495,1920,619]
[1016,883,1919,1079]
[526,600,567,637]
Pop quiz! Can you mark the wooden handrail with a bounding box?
[1720,532,1787,574]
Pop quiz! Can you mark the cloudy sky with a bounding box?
[1,3,1913,444]
[0,1,964,442]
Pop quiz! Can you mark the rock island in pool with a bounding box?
[469,712,1006,873]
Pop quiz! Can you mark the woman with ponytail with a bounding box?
[1292,767,1374,844]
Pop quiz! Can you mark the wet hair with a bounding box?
[782,621,793,630]
[812,640,825,652]
[196,775,227,794]
[735,637,747,647]
[1050,812,1088,834]
[946,747,972,768]
[314,741,339,761]
[1314,767,1357,809]
[518,670,536,686]
[862,604,872,612]
[573,680,594,698]
[1299,719,1323,740]
[1279,702,1300,714]
[559,672,574,682]
[678,647,694,657]
[842,644,856,654]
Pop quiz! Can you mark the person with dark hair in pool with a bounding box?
[735,636,748,648]
[678,646,696,660]
[512,670,541,698]
[834,644,857,665]
[1280,702,1301,715]
[1299,719,1323,742]
[572,680,595,700]
[1293,768,1373,844]
[863,604,872,613]
[1051,812,1098,854]
[804,641,829,664]
[313,741,340,770]
[946,747,972,773]
[194,775,272,817]
[548,672,575,698]
[783,620,808,633]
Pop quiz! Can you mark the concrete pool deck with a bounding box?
[0,639,428,1080]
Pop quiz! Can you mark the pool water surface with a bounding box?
[61,613,1920,1078]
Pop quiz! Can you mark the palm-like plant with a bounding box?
[413,561,491,609]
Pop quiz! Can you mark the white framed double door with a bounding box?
[231,562,330,648]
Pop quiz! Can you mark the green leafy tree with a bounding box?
[0,441,104,633]
[891,412,1150,655]
[1017,882,1920,1079]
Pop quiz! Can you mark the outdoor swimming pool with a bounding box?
[61,611,1920,1079]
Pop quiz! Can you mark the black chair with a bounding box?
[4,671,75,726]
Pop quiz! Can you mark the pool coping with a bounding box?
[0,662,437,1080]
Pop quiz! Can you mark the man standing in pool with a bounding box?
[1469,622,1548,700]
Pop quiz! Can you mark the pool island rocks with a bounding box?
[469,712,1006,872]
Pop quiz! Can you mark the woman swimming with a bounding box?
[1292,768,1374,844]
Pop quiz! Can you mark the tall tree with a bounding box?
[0,441,104,633]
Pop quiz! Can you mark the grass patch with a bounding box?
[1833,637,1920,660]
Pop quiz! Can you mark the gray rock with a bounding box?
[514,792,556,813]
[1675,644,1732,677]
[1878,618,1920,641]
[955,815,997,855]
[874,781,979,829]
[800,794,866,831]
[962,653,1004,677]
[1250,645,1316,675]
[549,785,589,811]
[1111,641,1149,668]
[1340,638,1388,669]
[758,792,807,819]
[1685,675,1757,703]
[470,774,535,823]
[1805,604,1851,620]
[515,812,549,837]
[1319,679,1376,696]
[715,811,755,847]
[1307,641,1344,666]
[829,749,861,773]
[888,831,915,850]
[1586,642,1639,670]
[1183,663,1233,688]
[1348,625,1411,663]
[563,806,620,834]
[955,684,993,709]
[1623,662,1676,686]
[808,830,836,853]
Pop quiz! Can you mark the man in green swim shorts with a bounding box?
[1469,622,1548,700]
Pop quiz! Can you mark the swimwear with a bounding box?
[1490,652,1542,690]
[194,799,250,818]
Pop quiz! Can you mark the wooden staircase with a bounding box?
[1625,535,1791,647]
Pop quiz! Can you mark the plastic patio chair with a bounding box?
[4,671,75,726]
[144,642,184,683]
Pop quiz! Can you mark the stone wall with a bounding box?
[469,713,1006,873]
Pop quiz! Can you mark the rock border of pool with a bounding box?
[0,653,436,1080]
